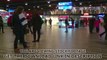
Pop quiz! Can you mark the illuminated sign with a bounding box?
[58,2,72,10]
[58,2,72,6]
[98,13,105,18]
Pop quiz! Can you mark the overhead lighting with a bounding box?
[79,2,82,5]
[41,8,43,9]
[49,5,51,7]
[47,1,50,4]
[89,5,92,6]
[33,6,35,8]
[27,14,29,16]
[80,16,93,18]
[75,0,78,1]
[7,0,10,1]
[25,3,28,5]
[28,9,30,10]
[37,6,40,8]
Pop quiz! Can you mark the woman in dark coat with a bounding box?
[12,6,27,50]
[31,9,43,42]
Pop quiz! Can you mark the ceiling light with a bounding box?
[28,9,30,10]
[27,14,29,16]
[7,0,10,1]
[37,6,40,8]
[41,8,43,9]
[33,6,35,8]
[49,5,51,7]
[89,5,92,6]
[80,2,82,5]
[25,3,28,5]
[47,1,50,4]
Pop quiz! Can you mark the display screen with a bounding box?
[8,9,14,12]
[58,2,72,10]
[98,14,105,18]
[58,2,72,6]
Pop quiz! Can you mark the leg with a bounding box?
[28,26,32,33]
[100,31,106,37]
[14,34,19,49]
[32,28,36,42]
[89,26,92,33]
[65,25,68,33]
[96,27,99,33]
[0,26,1,32]
[37,29,41,42]
[105,32,107,40]
[1,25,4,33]
[19,34,27,48]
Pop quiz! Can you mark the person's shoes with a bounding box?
[14,48,20,53]
[32,40,36,42]
[90,32,93,34]
[24,46,29,49]
[65,31,68,33]
[36,40,39,42]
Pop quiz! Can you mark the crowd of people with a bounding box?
[0,6,107,52]
[88,14,107,40]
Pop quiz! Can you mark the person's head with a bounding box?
[14,6,24,15]
[32,9,38,16]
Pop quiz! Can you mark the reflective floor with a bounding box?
[0,25,107,60]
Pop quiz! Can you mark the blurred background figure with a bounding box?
[0,16,4,33]
[89,17,95,33]
[7,15,13,27]
[71,17,74,28]
[94,16,100,33]
[49,18,52,28]
[102,14,107,40]
[44,18,47,25]
[65,18,69,33]
[31,9,43,42]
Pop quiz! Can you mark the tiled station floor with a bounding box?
[0,25,107,60]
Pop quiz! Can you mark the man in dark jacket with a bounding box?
[89,17,95,33]
[0,16,4,33]
[31,10,43,42]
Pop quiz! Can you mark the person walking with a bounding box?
[12,6,28,50]
[31,9,43,42]
[65,18,69,33]
[0,16,4,33]
[49,18,52,28]
[94,17,100,33]
[89,17,95,33]
[103,14,107,40]
[99,15,107,38]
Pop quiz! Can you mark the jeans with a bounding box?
[33,28,41,41]
[14,30,27,49]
